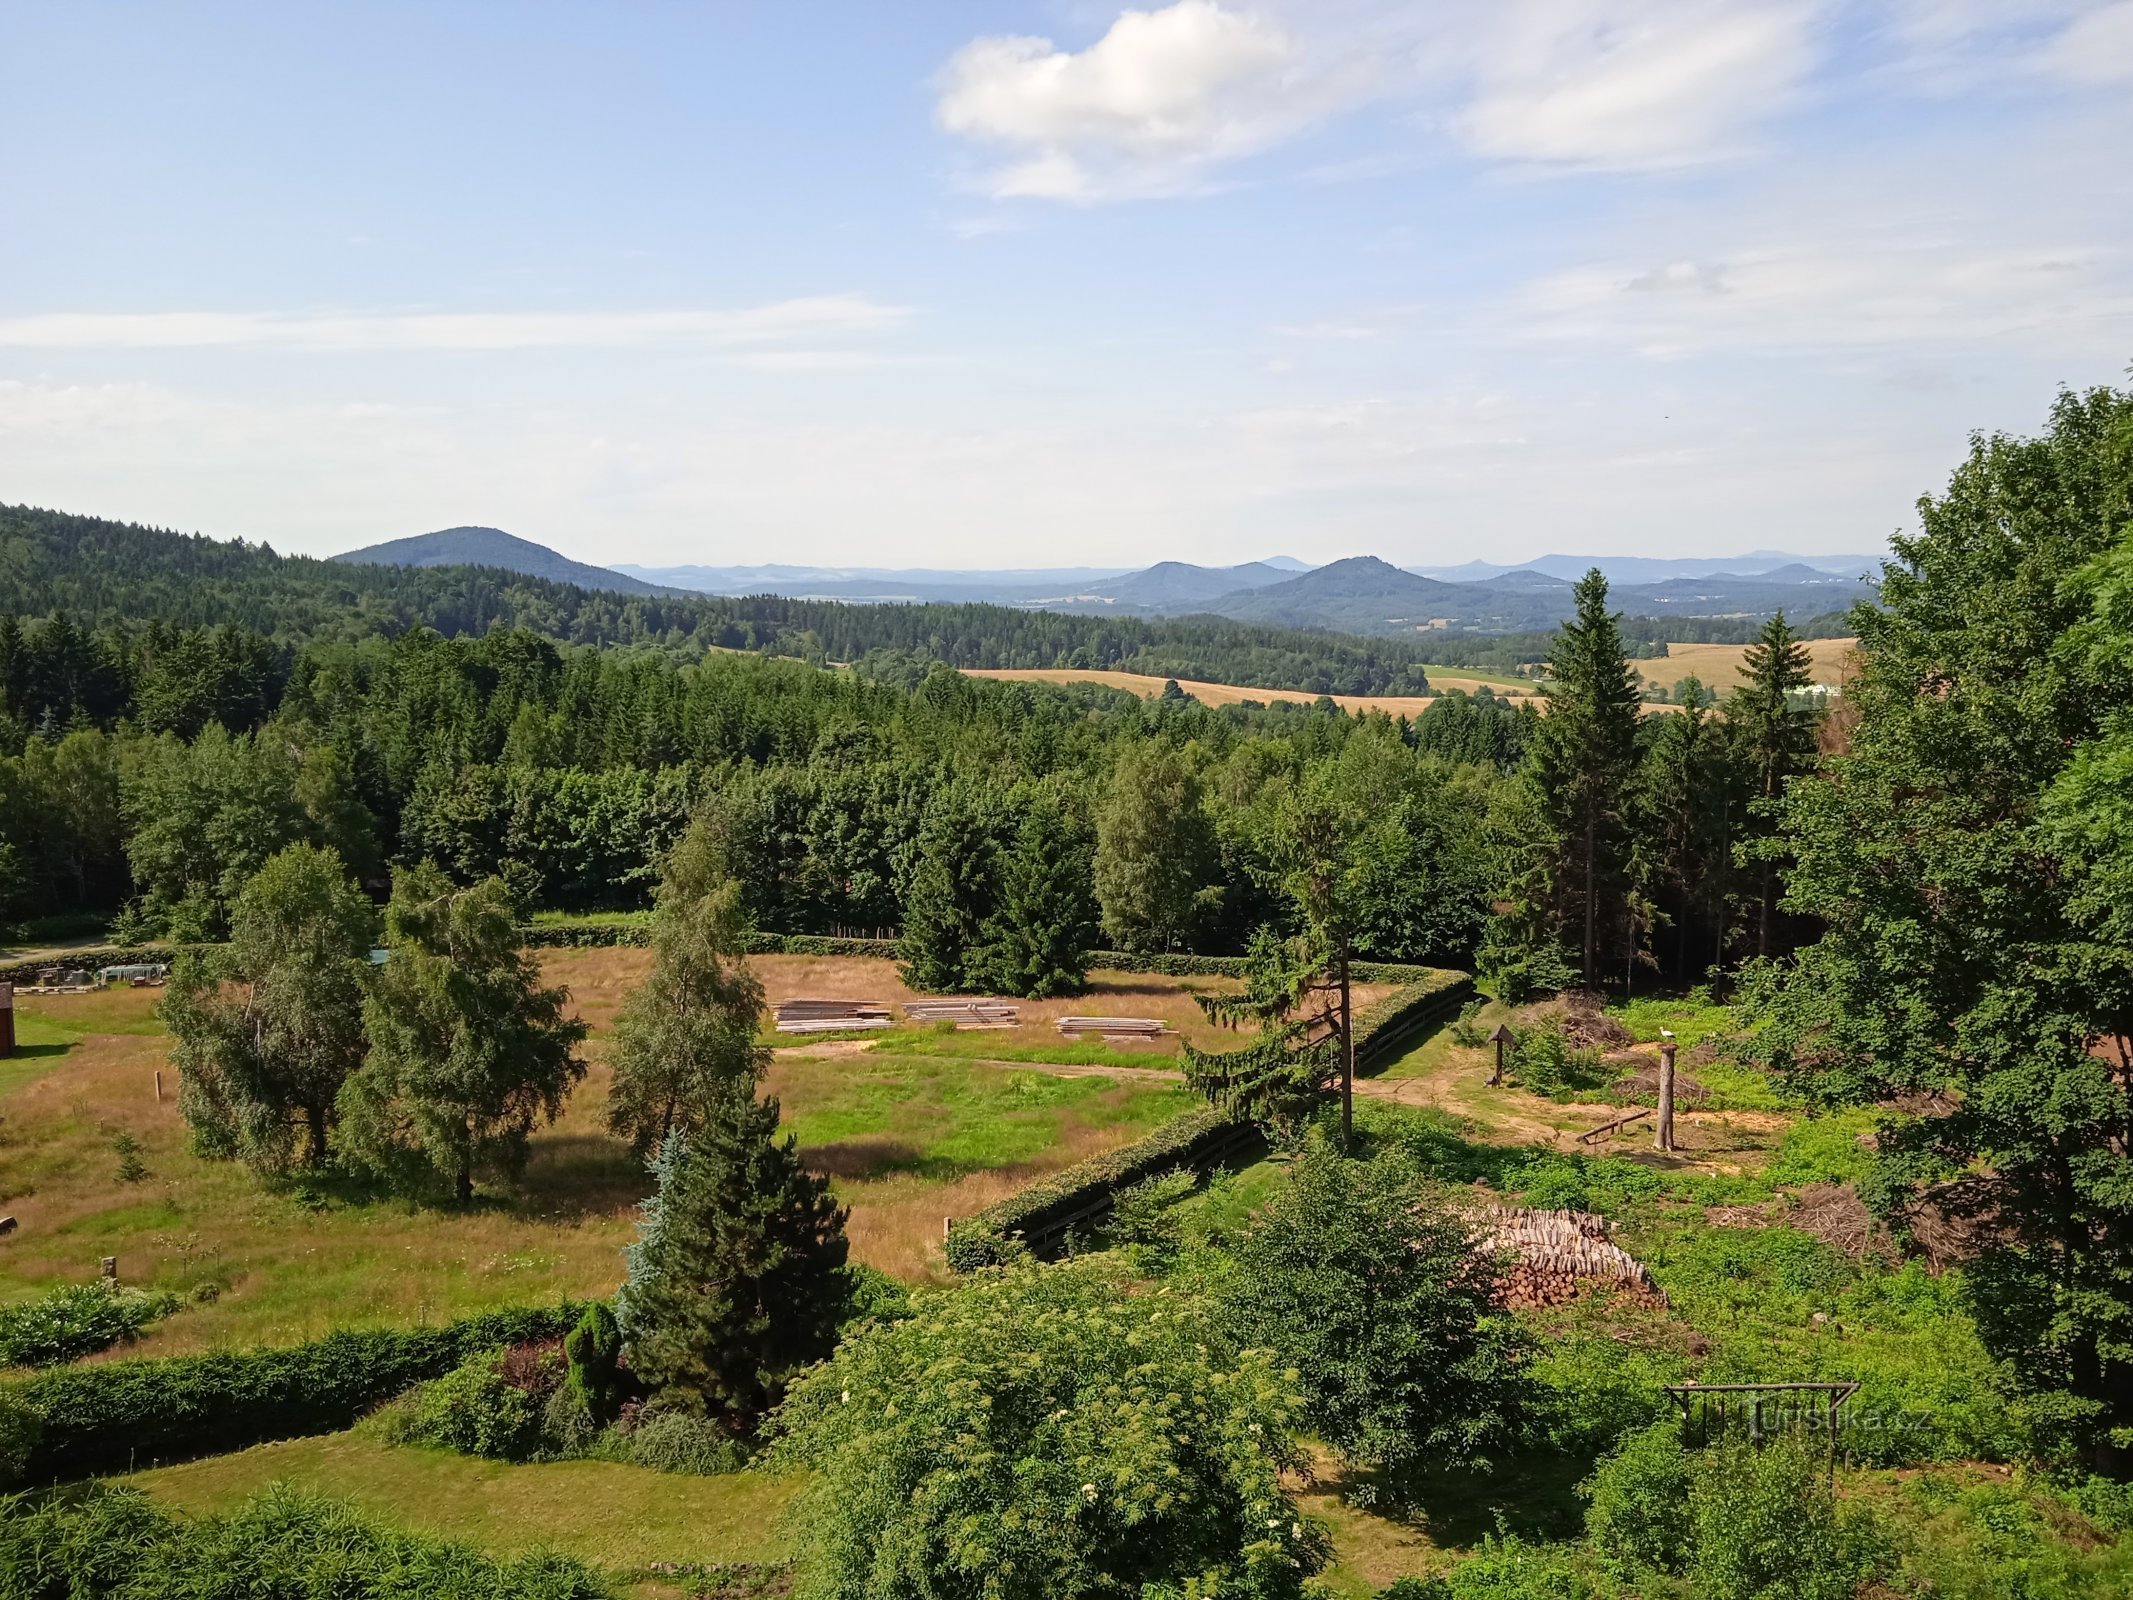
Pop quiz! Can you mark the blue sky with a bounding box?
[3,1,2129,570]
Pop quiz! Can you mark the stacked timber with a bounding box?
[1056,1016,1168,1039]
[774,999,893,1035]
[1471,1205,1667,1310]
[904,1000,1020,1028]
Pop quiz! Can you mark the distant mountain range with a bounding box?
[334,529,1880,637]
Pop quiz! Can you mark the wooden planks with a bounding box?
[903,1000,1020,1029]
[774,999,892,1035]
[1055,1015,1169,1039]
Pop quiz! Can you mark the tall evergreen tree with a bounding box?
[338,864,588,1203]
[607,815,769,1154]
[1630,678,1735,984]
[1525,570,1642,986]
[160,843,376,1171]
[1727,610,1818,960]
[896,787,1003,993]
[977,788,1098,999]
[620,1091,850,1425]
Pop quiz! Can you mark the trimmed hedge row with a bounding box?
[1353,969,1476,1069]
[942,967,1472,1273]
[944,1107,1263,1272]
[5,1302,583,1482]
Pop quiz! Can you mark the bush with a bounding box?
[1689,1436,1889,1600]
[944,1106,1261,1270]
[377,1347,542,1460]
[0,1283,180,1369]
[1101,1168,1198,1270]
[563,1304,623,1425]
[1385,1534,1601,1597]
[0,1389,38,1488]
[835,1262,911,1328]
[766,1258,1328,1600]
[6,1300,582,1480]
[0,1482,611,1599]
[538,1385,602,1458]
[621,1406,749,1476]
[1583,1421,1694,1574]
[1507,1025,1608,1102]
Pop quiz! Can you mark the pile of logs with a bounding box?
[774,999,893,1035]
[1056,1016,1169,1039]
[903,1000,1020,1029]
[1470,1204,1668,1310]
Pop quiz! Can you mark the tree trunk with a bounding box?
[1338,949,1354,1154]
[1583,813,1598,985]
[304,1104,330,1167]
[1655,1042,1677,1153]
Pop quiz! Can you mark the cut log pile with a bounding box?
[774,999,893,1035]
[1055,1016,1169,1039]
[903,1000,1020,1029]
[1470,1204,1667,1310]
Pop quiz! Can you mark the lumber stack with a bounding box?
[1471,1204,1667,1310]
[774,999,893,1035]
[903,1000,1021,1029]
[1055,1016,1168,1039]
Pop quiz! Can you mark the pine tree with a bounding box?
[977,789,1098,999]
[1629,678,1736,984]
[337,864,587,1203]
[1525,570,1642,986]
[608,815,769,1153]
[1727,610,1817,960]
[160,843,375,1171]
[620,1091,850,1424]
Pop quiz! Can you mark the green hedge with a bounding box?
[944,1107,1263,1272]
[4,1302,583,1482]
[1353,969,1475,1069]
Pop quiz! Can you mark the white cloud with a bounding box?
[1457,1,1826,168]
[934,1,1352,200]
[2033,1,2133,82]
[0,296,909,351]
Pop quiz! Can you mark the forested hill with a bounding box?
[0,504,1434,696]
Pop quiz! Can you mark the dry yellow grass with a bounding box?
[0,953,1216,1350]
[1642,637,1859,694]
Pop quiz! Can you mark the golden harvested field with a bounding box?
[962,666,1487,715]
[0,953,1233,1352]
[1642,637,1859,693]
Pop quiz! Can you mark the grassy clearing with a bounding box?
[0,953,1216,1353]
[123,1431,799,1571]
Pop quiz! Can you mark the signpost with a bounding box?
[1487,1023,1514,1086]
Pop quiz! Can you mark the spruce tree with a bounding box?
[1727,610,1817,959]
[896,789,1003,992]
[621,1090,850,1425]
[1524,569,1642,985]
[607,815,769,1153]
[338,864,587,1203]
[977,789,1098,999]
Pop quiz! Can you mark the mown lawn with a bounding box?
[123,1432,800,1573]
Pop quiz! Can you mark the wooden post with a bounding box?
[1487,1024,1514,1086]
[100,1256,117,1282]
[1655,1041,1678,1152]
[0,982,13,1059]
[154,1070,163,1102]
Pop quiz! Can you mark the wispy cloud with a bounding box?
[0,296,910,351]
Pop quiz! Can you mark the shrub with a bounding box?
[0,1389,38,1489]
[1582,1421,1694,1574]
[0,1482,611,1599]
[835,1262,911,1328]
[944,1106,1261,1269]
[538,1385,602,1458]
[1102,1167,1198,1270]
[1507,1025,1608,1102]
[1390,1534,1600,1597]
[622,1407,749,1476]
[7,1300,582,1480]
[563,1304,623,1425]
[1689,1436,1890,1600]
[0,1282,180,1369]
[1220,1133,1533,1473]
[377,1347,541,1460]
[766,1258,1328,1600]
[1448,1000,1490,1049]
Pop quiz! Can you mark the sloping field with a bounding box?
[962,666,1532,713]
[1645,637,1859,693]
